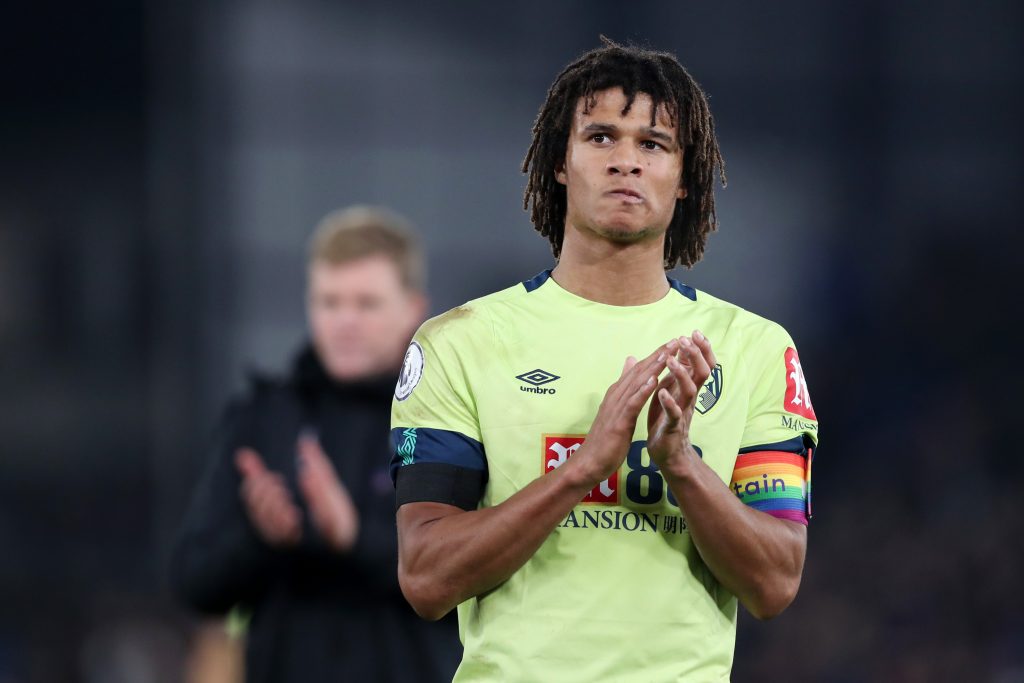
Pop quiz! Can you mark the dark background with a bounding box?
[2,1,1021,680]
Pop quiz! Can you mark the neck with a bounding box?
[551,224,669,306]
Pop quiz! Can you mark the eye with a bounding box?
[591,134,611,144]
[357,295,384,312]
[641,140,664,151]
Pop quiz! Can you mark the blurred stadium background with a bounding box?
[2,0,1022,680]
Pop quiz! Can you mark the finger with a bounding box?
[255,484,301,542]
[666,354,691,395]
[235,448,267,479]
[616,350,653,392]
[692,329,717,369]
[239,466,273,506]
[298,436,336,478]
[657,388,684,427]
[623,374,660,418]
[247,474,285,518]
[626,360,668,400]
[297,432,325,460]
[680,337,711,385]
[623,339,679,394]
[252,474,295,519]
[627,338,679,378]
[262,498,299,538]
[645,338,679,368]
[297,457,331,506]
[674,360,699,407]
[673,336,697,367]
[266,506,301,545]
[656,368,677,394]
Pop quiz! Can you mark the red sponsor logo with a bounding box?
[783,347,817,420]
[543,435,618,504]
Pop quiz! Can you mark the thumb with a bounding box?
[235,448,266,478]
[297,434,332,474]
[657,388,683,427]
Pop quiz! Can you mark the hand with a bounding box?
[646,330,716,470]
[235,448,302,547]
[573,339,678,485]
[296,435,360,553]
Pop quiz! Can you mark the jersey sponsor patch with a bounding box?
[543,435,618,504]
[783,347,816,420]
[395,341,424,401]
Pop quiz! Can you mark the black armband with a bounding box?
[395,462,486,511]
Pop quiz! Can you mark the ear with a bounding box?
[676,185,688,200]
[405,291,429,325]
[555,159,567,186]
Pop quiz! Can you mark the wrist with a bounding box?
[657,442,702,482]
[559,456,604,497]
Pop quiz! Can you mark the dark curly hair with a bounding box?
[522,37,726,269]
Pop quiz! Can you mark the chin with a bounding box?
[323,356,377,382]
[596,223,659,243]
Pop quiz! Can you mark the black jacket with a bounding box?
[170,347,461,683]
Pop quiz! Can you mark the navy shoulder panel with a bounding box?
[522,269,552,293]
[738,435,812,456]
[666,276,697,301]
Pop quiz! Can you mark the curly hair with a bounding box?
[522,37,726,269]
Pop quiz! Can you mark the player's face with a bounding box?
[307,256,425,381]
[556,88,686,244]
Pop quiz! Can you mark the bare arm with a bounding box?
[396,341,677,620]
[661,451,805,620]
[647,332,807,620]
[397,464,593,620]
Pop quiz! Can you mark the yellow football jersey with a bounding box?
[391,270,819,682]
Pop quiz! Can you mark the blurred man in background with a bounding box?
[171,206,461,683]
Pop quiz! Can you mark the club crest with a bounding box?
[695,364,723,415]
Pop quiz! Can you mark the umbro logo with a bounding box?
[517,369,560,386]
[516,369,559,395]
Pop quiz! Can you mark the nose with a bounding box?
[332,303,362,329]
[606,145,642,176]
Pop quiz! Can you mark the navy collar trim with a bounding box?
[523,269,696,302]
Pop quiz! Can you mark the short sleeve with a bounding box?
[740,325,819,451]
[390,311,488,510]
[732,325,820,523]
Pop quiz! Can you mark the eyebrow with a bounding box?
[580,122,677,146]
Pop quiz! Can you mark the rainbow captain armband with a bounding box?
[730,447,813,525]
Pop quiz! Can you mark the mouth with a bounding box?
[606,188,644,205]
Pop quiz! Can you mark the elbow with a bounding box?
[398,567,456,622]
[744,574,802,621]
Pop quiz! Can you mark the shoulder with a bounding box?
[415,281,529,346]
[689,288,795,350]
[221,368,304,425]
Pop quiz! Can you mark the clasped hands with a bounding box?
[234,435,359,552]
[575,331,717,487]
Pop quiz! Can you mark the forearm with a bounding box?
[397,458,595,620]
[662,447,806,620]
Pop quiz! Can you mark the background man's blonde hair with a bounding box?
[308,205,425,291]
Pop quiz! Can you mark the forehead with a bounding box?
[309,255,402,286]
[573,88,676,132]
